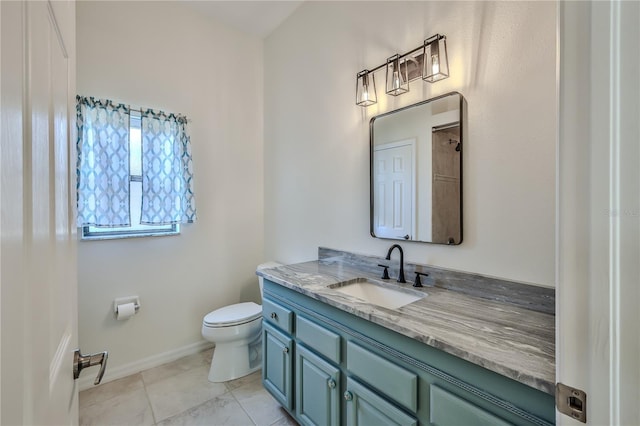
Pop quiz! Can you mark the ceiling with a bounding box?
[182,1,304,38]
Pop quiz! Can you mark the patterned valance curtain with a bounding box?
[76,96,131,227]
[140,109,197,224]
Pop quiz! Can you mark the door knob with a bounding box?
[73,349,108,385]
[327,379,336,389]
[344,391,353,401]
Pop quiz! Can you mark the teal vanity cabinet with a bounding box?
[345,378,417,426]
[261,279,555,426]
[296,344,340,425]
[343,340,419,425]
[262,298,294,410]
[295,315,342,425]
[262,323,293,410]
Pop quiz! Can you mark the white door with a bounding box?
[373,141,415,240]
[1,1,80,424]
[557,1,639,424]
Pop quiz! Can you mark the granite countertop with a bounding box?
[257,254,555,395]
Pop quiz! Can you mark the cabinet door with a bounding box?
[429,385,511,426]
[295,344,340,426]
[262,323,293,410]
[345,378,417,426]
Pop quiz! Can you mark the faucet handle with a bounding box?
[413,272,429,287]
[377,264,390,280]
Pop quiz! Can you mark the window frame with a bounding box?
[81,224,180,240]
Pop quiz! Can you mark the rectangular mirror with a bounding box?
[370,92,466,244]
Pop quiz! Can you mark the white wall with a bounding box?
[77,1,264,374]
[264,1,556,286]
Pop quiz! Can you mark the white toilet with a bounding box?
[201,262,281,383]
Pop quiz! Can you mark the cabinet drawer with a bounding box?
[263,298,293,333]
[430,385,511,426]
[296,315,341,363]
[347,341,418,412]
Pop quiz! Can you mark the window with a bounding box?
[77,96,196,238]
[81,112,179,240]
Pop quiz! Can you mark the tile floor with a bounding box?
[79,348,298,426]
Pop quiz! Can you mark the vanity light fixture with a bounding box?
[385,54,409,96]
[356,34,450,107]
[422,34,449,82]
[356,70,377,107]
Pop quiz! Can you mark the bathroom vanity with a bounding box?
[258,249,555,426]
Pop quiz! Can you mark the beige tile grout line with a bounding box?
[227,377,291,426]
[225,375,265,426]
[227,387,260,426]
[227,356,300,425]
[141,355,256,425]
[139,374,158,425]
[140,349,215,425]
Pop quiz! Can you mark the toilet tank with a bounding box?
[256,262,282,299]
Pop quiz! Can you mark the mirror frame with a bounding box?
[369,91,466,245]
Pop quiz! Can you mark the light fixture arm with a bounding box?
[367,44,424,77]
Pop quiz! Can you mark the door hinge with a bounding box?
[556,382,587,423]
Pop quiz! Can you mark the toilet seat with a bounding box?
[203,302,262,328]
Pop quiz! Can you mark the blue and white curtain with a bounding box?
[140,109,197,224]
[76,96,197,227]
[76,96,131,227]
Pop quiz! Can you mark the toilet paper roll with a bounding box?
[116,302,136,320]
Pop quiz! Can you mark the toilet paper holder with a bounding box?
[114,296,141,316]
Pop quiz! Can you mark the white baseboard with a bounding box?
[78,340,214,392]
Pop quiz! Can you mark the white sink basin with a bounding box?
[329,278,425,310]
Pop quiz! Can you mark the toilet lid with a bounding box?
[204,302,262,327]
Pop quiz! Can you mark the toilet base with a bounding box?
[207,334,262,383]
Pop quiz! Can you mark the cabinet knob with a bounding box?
[282,346,289,354]
[270,312,278,320]
[327,379,336,389]
[344,391,353,401]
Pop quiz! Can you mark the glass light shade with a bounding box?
[356,70,377,107]
[385,54,409,96]
[422,35,449,83]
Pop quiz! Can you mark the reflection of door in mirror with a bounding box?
[372,140,415,240]
[431,125,461,244]
[370,92,465,244]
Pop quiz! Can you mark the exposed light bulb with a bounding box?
[393,70,401,90]
[432,54,440,76]
[362,84,369,102]
[357,70,377,106]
